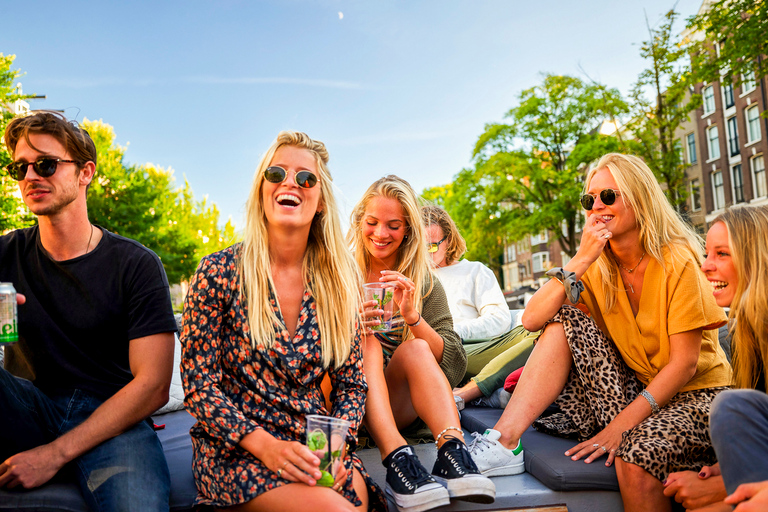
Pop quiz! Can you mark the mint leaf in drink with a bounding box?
[307,429,327,451]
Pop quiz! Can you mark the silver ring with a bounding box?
[592,443,600,448]
[604,233,611,239]
[601,446,607,452]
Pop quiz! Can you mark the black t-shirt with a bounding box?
[0,225,177,400]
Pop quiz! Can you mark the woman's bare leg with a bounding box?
[361,334,409,458]
[615,459,671,512]
[385,338,464,446]
[490,322,572,450]
[223,466,369,512]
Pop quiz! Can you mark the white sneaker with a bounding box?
[466,429,524,477]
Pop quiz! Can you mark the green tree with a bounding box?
[626,10,699,212]
[439,74,629,267]
[687,0,768,84]
[84,119,236,282]
[0,53,36,232]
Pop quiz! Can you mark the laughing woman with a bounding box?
[467,154,730,512]
[348,175,494,511]
[180,132,386,512]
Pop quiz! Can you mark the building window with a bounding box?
[727,116,740,157]
[753,155,766,199]
[731,164,745,203]
[742,70,756,94]
[712,170,725,210]
[532,251,549,273]
[687,133,697,164]
[707,125,720,160]
[746,105,762,144]
[506,244,516,263]
[703,85,716,115]
[690,178,701,211]
[723,83,735,109]
[530,231,548,246]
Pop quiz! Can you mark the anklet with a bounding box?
[435,426,463,445]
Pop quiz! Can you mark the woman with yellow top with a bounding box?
[467,153,730,512]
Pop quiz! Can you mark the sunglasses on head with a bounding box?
[427,236,447,253]
[580,188,621,211]
[264,166,318,189]
[5,158,79,181]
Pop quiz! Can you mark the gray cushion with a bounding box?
[0,409,197,511]
[461,406,618,492]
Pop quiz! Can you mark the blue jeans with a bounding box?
[710,389,768,493]
[0,368,170,512]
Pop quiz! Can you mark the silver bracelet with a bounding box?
[406,312,421,327]
[640,389,660,414]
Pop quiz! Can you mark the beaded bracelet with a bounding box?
[640,389,660,414]
[435,426,463,445]
[406,312,422,327]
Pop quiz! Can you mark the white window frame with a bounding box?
[752,155,766,199]
[686,132,697,164]
[712,170,725,210]
[722,83,735,109]
[532,251,549,273]
[707,125,721,161]
[726,116,740,157]
[746,105,762,144]
[703,85,716,115]
[742,70,756,94]
[530,231,548,246]
[690,178,701,212]
[731,164,745,204]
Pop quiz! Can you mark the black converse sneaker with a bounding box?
[383,446,450,512]
[431,435,496,503]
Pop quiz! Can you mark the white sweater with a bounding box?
[433,259,510,340]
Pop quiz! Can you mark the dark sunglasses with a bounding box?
[264,166,318,189]
[5,158,79,181]
[580,188,621,211]
[427,236,447,253]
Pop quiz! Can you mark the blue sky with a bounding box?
[2,0,703,229]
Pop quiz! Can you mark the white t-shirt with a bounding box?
[433,259,510,340]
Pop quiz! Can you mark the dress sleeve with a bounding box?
[180,250,260,448]
[454,264,510,340]
[328,325,367,450]
[421,278,467,388]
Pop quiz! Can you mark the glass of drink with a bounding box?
[305,414,351,487]
[363,282,395,331]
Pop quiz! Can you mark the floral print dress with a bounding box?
[180,245,386,509]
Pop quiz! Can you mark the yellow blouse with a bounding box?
[581,246,730,391]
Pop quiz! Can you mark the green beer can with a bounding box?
[0,282,18,346]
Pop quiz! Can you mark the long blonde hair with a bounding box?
[348,175,433,340]
[239,131,362,369]
[586,153,704,312]
[714,205,768,389]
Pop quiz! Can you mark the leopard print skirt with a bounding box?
[532,305,727,481]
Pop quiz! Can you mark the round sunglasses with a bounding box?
[5,157,79,181]
[580,188,621,211]
[264,166,318,189]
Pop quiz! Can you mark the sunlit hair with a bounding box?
[421,203,467,265]
[713,205,768,389]
[239,131,362,369]
[4,110,97,167]
[585,153,704,312]
[348,175,433,340]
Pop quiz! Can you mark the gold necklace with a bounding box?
[85,224,94,255]
[617,251,645,293]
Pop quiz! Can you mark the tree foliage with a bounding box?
[427,74,630,269]
[0,53,36,232]
[82,119,237,283]
[687,0,768,84]
[626,10,699,211]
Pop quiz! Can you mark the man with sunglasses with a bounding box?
[0,111,177,511]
